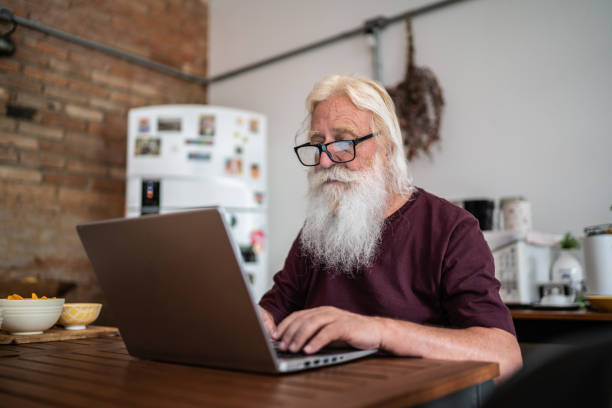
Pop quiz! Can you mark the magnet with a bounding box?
[135,138,161,156]
[251,163,260,179]
[138,118,150,133]
[199,114,215,136]
[249,118,259,133]
[250,229,266,254]
[187,152,212,161]
[254,191,264,205]
[225,158,243,175]
[158,117,182,132]
[186,139,213,146]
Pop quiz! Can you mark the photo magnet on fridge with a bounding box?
[199,114,216,136]
[157,117,182,132]
[135,138,161,156]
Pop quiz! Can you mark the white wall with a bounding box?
[208,0,612,292]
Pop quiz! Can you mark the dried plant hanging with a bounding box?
[387,18,444,161]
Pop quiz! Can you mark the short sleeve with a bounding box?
[440,216,516,336]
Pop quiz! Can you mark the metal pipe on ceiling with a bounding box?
[0,0,470,86]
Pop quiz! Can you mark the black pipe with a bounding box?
[0,0,469,86]
[206,0,470,84]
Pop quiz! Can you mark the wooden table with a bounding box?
[0,336,498,407]
[511,308,612,344]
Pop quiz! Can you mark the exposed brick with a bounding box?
[109,91,147,107]
[90,97,125,112]
[45,85,89,105]
[91,177,125,193]
[109,166,126,179]
[0,165,42,183]
[22,37,69,60]
[23,66,68,87]
[0,59,20,73]
[64,104,104,123]
[0,132,39,150]
[40,112,88,132]
[13,46,49,66]
[2,0,208,305]
[20,151,66,169]
[58,186,122,207]
[69,79,109,98]
[44,172,89,188]
[0,181,57,202]
[39,140,65,156]
[64,131,105,159]
[0,147,18,163]
[88,121,126,141]
[0,117,17,131]
[14,92,47,110]
[66,159,107,176]
[0,71,44,94]
[18,121,64,141]
[91,70,131,90]
[129,82,158,97]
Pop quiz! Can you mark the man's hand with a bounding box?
[257,306,277,336]
[272,306,383,354]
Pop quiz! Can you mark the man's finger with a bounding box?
[286,313,336,352]
[303,324,343,354]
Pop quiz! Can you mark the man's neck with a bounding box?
[384,191,412,218]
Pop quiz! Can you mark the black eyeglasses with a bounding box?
[293,133,377,166]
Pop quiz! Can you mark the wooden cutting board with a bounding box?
[0,325,119,345]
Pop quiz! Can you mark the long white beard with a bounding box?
[300,155,390,276]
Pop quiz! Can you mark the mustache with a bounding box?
[308,166,363,188]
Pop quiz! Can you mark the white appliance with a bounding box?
[484,231,552,304]
[491,241,551,304]
[126,105,269,300]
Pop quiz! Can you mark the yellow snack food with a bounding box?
[6,293,56,300]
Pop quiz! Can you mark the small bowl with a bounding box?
[585,295,612,313]
[58,303,102,330]
[0,298,65,335]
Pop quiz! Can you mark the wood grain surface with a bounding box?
[0,336,498,407]
[0,325,119,345]
[511,309,612,321]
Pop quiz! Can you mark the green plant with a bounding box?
[560,232,581,250]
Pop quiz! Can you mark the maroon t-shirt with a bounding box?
[259,188,516,336]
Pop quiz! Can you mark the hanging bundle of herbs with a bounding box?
[387,18,444,161]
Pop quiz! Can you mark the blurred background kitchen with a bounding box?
[0,0,611,330]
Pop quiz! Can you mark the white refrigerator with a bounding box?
[126,105,268,300]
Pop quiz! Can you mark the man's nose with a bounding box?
[318,150,335,169]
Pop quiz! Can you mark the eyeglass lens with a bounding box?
[297,140,354,165]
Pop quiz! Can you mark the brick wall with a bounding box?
[0,0,208,315]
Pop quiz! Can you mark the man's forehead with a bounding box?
[310,126,357,135]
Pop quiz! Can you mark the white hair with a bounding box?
[301,153,389,275]
[302,74,414,195]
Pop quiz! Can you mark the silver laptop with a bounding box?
[76,207,377,373]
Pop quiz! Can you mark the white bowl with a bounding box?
[0,298,65,335]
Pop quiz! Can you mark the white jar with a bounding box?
[551,250,584,301]
[584,232,612,295]
[502,199,532,233]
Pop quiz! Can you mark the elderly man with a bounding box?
[258,74,522,381]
